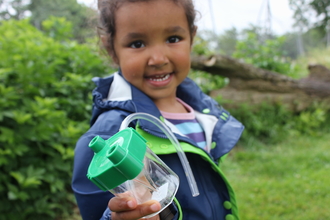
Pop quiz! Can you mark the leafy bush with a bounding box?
[189,70,228,94]
[229,103,293,145]
[42,16,73,41]
[233,33,299,78]
[0,18,114,219]
[228,102,330,146]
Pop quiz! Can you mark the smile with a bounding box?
[147,73,172,82]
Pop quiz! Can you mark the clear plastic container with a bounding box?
[87,128,179,218]
[87,113,199,218]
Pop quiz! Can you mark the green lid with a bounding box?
[86,128,147,191]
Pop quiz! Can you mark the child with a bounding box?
[72,0,244,219]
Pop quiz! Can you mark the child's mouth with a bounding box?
[147,73,172,82]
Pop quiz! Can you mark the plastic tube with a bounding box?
[119,112,199,197]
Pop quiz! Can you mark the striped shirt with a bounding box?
[160,98,208,152]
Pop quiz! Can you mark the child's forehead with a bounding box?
[116,0,184,12]
[115,0,187,26]
[115,0,185,13]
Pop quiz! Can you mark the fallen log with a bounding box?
[191,55,330,112]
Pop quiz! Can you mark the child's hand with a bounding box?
[109,192,161,220]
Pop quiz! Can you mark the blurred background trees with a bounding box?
[0,0,96,42]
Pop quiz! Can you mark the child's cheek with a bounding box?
[119,53,144,78]
[175,48,192,68]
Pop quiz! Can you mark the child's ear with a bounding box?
[101,35,119,64]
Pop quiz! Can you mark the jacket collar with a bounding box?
[91,70,223,134]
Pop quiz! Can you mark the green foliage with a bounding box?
[42,16,73,41]
[281,28,326,60]
[294,104,329,135]
[294,47,330,76]
[217,27,238,56]
[189,70,228,94]
[192,34,214,56]
[0,19,114,219]
[0,0,96,42]
[309,0,330,30]
[193,28,239,57]
[289,0,310,29]
[303,27,327,50]
[28,0,96,42]
[289,0,330,32]
[233,33,299,77]
[228,102,330,146]
[229,103,292,145]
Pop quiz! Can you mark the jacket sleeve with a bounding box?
[72,110,131,219]
[72,133,114,220]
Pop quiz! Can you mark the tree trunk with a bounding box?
[191,54,330,111]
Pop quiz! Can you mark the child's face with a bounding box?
[112,0,194,105]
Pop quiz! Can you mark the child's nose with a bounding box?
[147,46,169,68]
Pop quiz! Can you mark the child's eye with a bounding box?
[130,41,145,48]
[167,36,180,43]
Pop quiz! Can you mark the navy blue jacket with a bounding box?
[72,72,244,220]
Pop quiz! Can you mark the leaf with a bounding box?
[0,127,15,144]
[10,172,25,185]
[12,111,32,124]
[7,191,17,200]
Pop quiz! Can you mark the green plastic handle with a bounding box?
[86,128,147,191]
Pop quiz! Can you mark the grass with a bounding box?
[222,133,330,220]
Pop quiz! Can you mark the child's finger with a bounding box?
[108,196,137,212]
[112,200,161,220]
